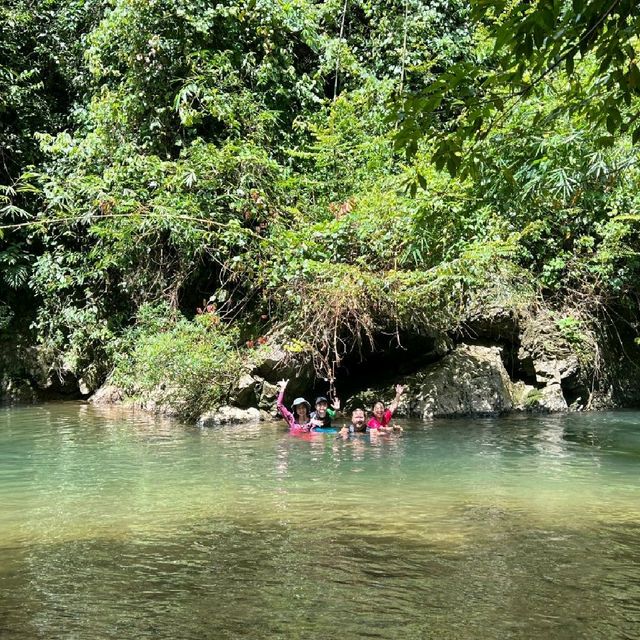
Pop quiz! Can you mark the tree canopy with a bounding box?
[1,0,639,413]
[396,0,640,174]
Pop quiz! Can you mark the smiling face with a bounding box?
[295,404,309,421]
[351,408,365,427]
[373,401,385,420]
[315,400,328,417]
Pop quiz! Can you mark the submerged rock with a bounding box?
[197,406,261,427]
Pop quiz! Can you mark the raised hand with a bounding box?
[277,379,289,391]
[389,384,406,415]
[331,396,341,411]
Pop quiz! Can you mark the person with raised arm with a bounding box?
[276,379,312,433]
[367,384,405,433]
[310,395,341,430]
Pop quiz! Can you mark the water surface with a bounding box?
[1,404,639,639]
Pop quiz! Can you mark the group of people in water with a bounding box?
[277,379,405,437]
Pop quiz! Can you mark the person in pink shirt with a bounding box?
[276,379,312,433]
[367,384,405,433]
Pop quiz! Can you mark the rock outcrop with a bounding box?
[85,306,640,424]
[0,376,38,404]
[90,384,125,405]
[517,310,586,405]
[196,406,261,427]
[409,344,515,418]
[249,344,313,397]
[350,344,520,418]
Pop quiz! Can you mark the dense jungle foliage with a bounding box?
[1,0,639,416]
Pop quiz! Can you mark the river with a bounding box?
[1,403,639,639]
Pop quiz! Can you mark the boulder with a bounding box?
[250,344,313,396]
[137,398,180,418]
[90,384,125,405]
[412,344,515,418]
[252,345,296,380]
[464,304,520,343]
[356,344,513,420]
[77,362,105,396]
[351,344,516,419]
[0,376,38,404]
[258,381,279,412]
[518,312,581,385]
[522,383,568,413]
[231,374,261,408]
[197,406,262,427]
[510,380,538,411]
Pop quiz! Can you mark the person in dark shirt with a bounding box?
[310,395,340,430]
[338,407,367,437]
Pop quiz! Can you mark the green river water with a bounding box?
[1,403,639,639]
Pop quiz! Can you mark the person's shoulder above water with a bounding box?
[310,394,340,430]
[277,379,312,432]
[367,384,406,432]
[338,407,368,438]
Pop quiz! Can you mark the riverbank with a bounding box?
[5,297,638,426]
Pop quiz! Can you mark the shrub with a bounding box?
[111,304,242,420]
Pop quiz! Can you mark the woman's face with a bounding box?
[373,402,385,419]
[295,404,308,421]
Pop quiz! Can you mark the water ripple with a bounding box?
[1,404,640,638]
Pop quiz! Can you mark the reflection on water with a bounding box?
[1,404,640,638]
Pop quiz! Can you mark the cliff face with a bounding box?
[186,304,640,424]
[0,333,89,405]
[347,305,640,418]
[4,304,640,422]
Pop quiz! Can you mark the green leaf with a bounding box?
[565,54,574,76]
[628,63,640,90]
[446,156,459,176]
[493,26,511,54]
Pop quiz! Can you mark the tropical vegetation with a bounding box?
[1,0,639,417]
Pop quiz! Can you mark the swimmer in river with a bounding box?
[338,407,367,438]
[367,384,405,433]
[310,395,341,430]
[277,379,312,433]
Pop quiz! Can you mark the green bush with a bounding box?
[111,304,242,420]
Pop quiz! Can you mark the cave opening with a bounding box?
[309,330,443,403]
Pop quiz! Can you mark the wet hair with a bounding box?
[372,399,385,410]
